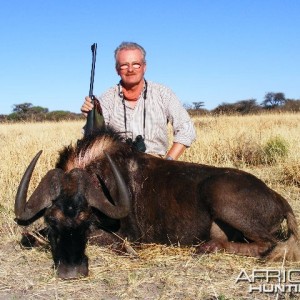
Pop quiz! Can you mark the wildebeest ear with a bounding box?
[15,150,64,224]
[85,152,130,219]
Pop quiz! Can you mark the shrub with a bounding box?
[263,136,289,164]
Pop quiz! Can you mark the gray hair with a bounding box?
[114,42,146,66]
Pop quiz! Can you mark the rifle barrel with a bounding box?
[85,43,98,136]
[89,43,97,98]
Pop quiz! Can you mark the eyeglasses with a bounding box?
[118,62,144,70]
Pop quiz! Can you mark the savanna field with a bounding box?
[1,113,300,300]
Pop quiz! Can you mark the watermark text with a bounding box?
[235,269,300,294]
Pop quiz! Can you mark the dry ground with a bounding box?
[1,114,300,299]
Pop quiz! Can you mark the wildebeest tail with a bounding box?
[268,211,300,261]
[287,210,300,241]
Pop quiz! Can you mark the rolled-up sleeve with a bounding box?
[164,87,196,147]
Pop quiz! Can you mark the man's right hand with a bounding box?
[81,96,94,117]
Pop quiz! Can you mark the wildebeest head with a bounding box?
[14,150,130,279]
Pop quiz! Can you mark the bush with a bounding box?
[263,136,289,164]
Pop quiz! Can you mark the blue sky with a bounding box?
[0,0,299,114]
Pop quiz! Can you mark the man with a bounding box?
[81,41,196,160]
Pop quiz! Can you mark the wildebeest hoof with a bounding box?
[195,241,224,254]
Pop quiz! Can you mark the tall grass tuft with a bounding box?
[263,135,289,164]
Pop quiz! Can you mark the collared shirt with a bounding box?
[98,80,196,155]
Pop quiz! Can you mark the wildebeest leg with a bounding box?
[209,217,278,257]
[196,239,274,257]
[20,227,50,248]
[88,229,136,255]
[89,228,120,245]
[197,175,286,258]
[198,220,276,257]
[224,227,277,257]
[210,221,228,242]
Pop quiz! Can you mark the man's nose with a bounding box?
[127,65,134,71]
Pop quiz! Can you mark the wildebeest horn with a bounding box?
[86,151,130,219]
[15,150,64,223]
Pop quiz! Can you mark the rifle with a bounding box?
[84,43,104,136]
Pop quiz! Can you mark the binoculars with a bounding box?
[126,135,146,152]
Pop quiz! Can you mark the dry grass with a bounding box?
[1,114,300,299]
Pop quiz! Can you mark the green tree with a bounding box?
[10,103,49,121]
[192,102,205,109]
[261,92,286,108]
[12,102,33,114]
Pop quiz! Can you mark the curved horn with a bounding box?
[15,150,64,223]
[87,152,130,219]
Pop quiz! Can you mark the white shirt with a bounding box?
[98,80,196,155]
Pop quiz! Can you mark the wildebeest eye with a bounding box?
[45,213,59,228]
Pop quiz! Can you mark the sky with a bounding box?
[0,0,299,114]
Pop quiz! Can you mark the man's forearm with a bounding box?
[166,142,187,160]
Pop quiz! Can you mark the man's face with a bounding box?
[116,49,146,87]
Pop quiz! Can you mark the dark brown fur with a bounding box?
[57,128,300,258]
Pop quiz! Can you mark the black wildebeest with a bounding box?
[15,127,300,279]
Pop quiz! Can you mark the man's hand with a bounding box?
[81,96,94,117]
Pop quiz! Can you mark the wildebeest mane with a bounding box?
[78,126,126,150]
[56,126,134,171]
